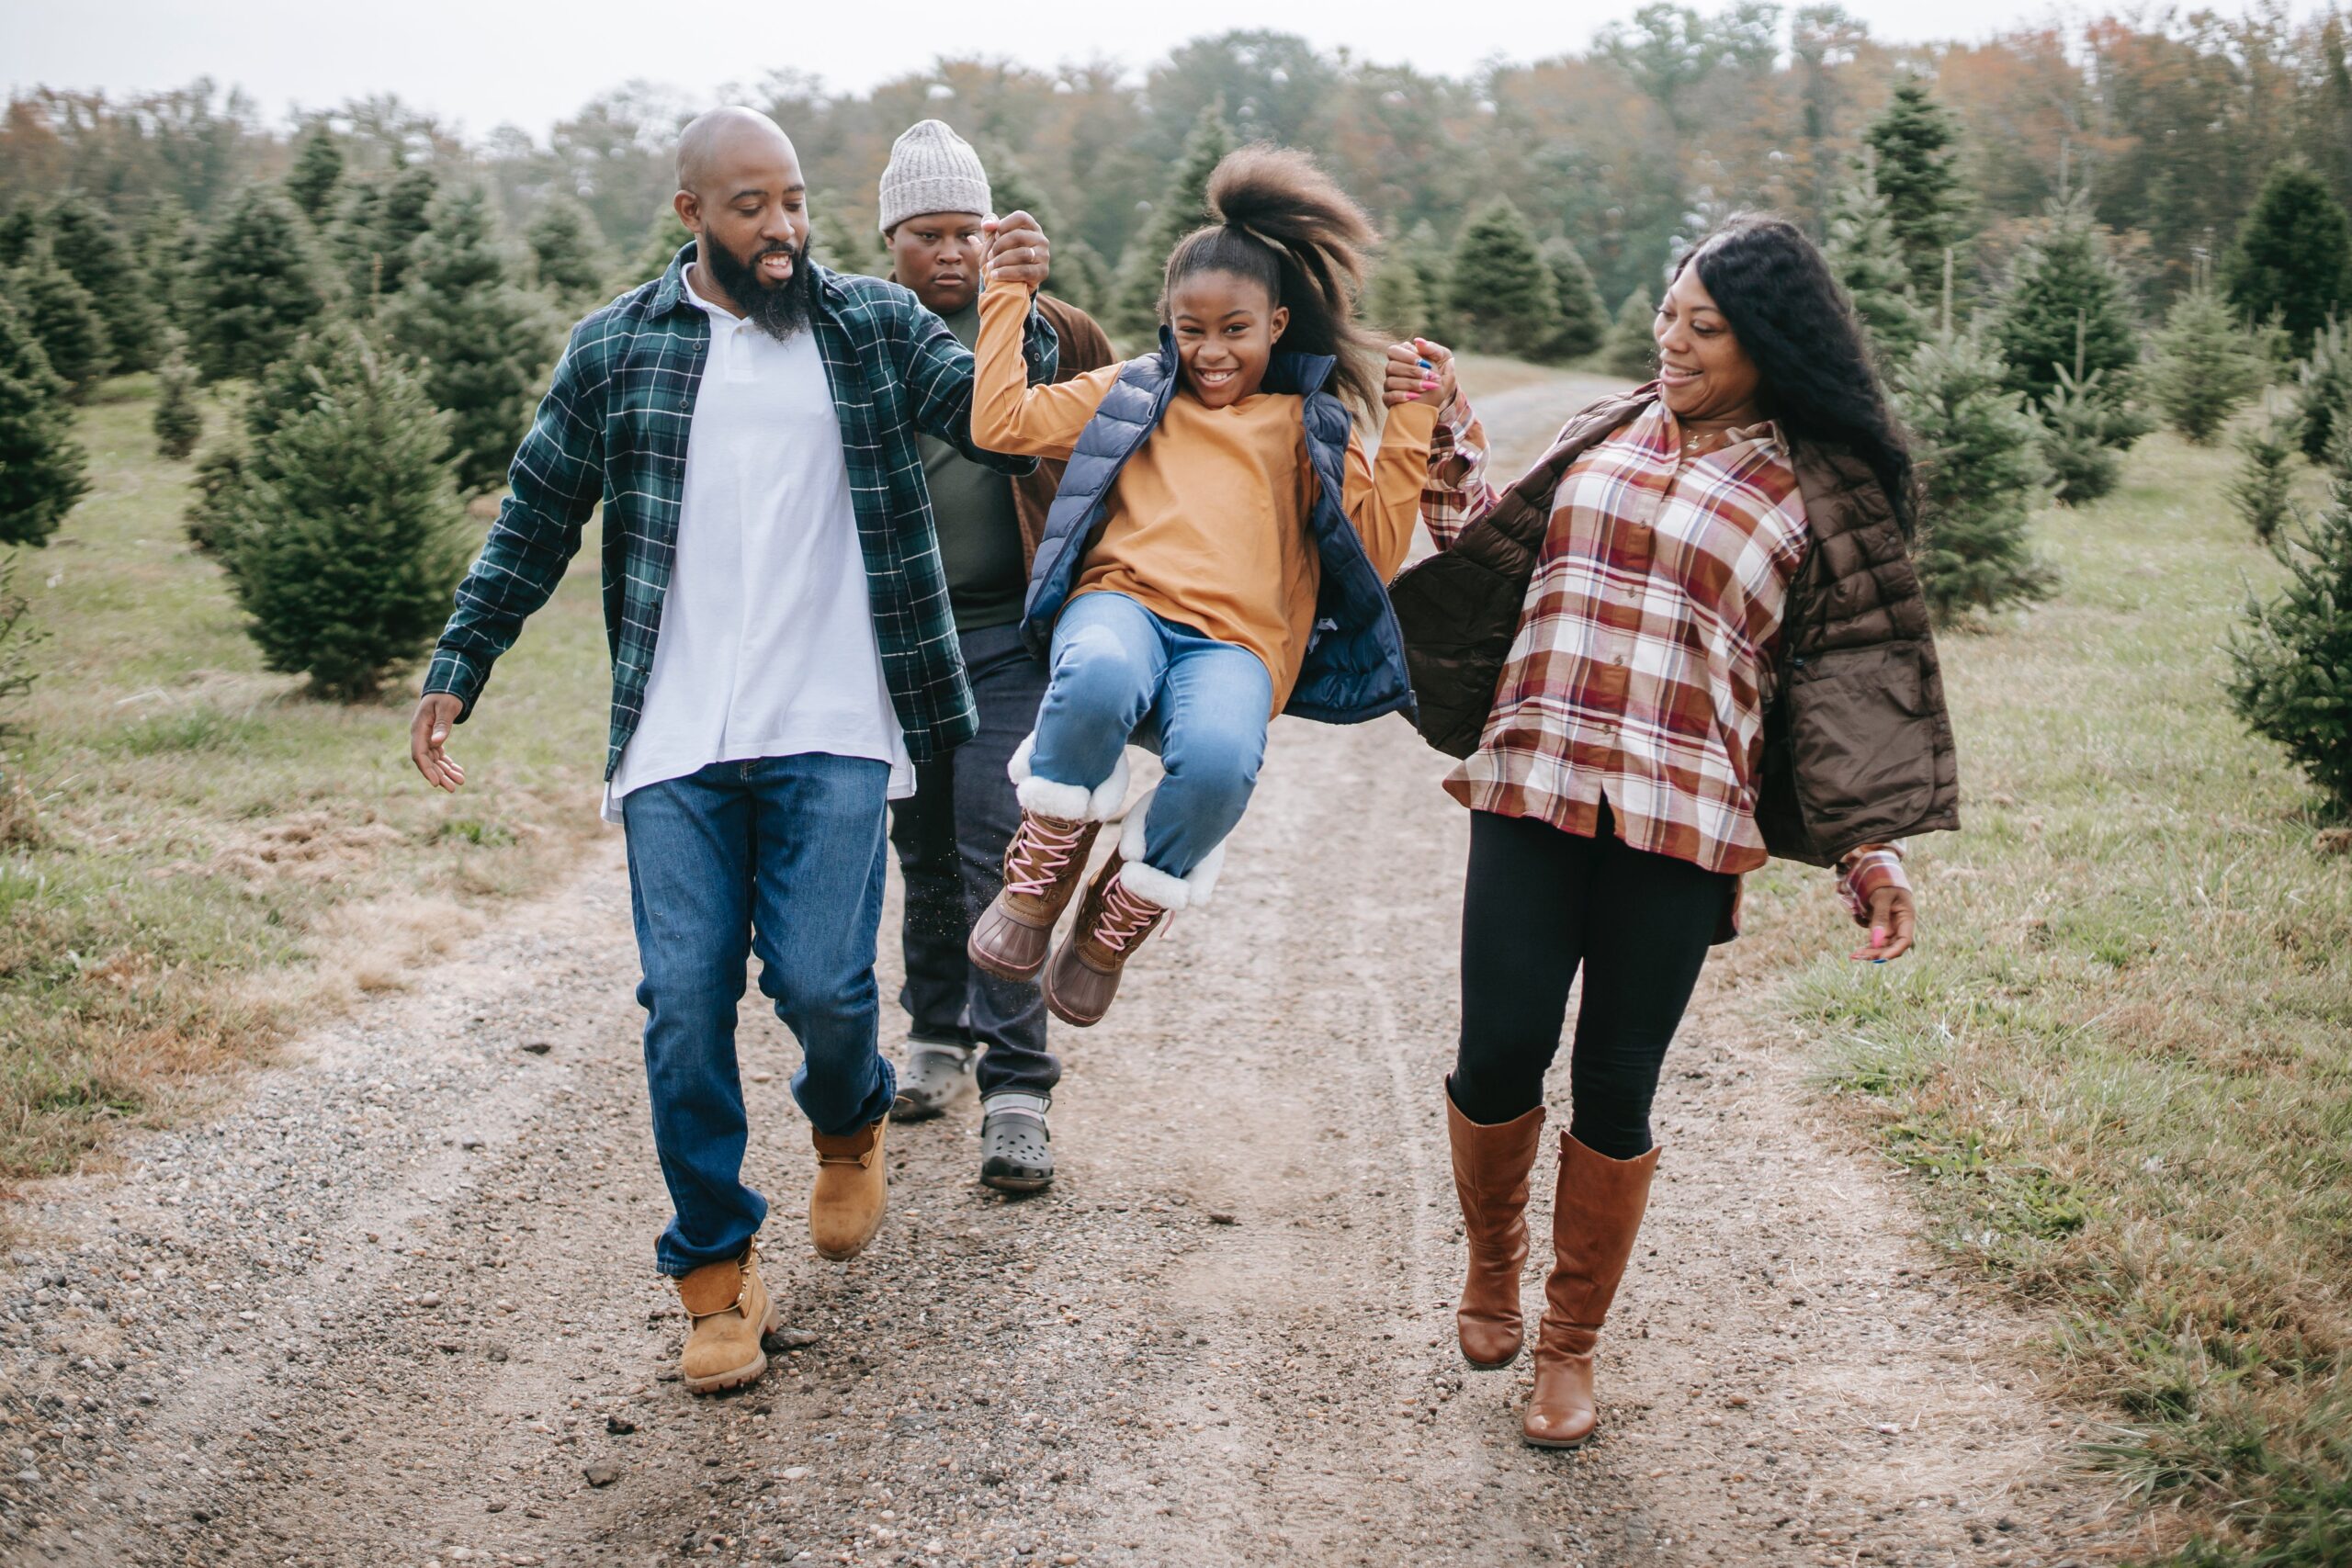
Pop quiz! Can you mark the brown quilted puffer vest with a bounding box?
[1388,391,1960,868]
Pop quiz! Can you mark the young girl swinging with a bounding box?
[964,146,1452,1027]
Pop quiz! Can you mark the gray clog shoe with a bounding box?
[889,1040,977,1122]
[978,1091,1053,1192]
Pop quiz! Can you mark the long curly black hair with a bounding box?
[1677,213,1919,536]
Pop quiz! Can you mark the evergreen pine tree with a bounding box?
[1822,159,1928,373]
[1894,324,2054,619]
[2229,396,2301,543]
[1602,286,1657,381]
[382,184,561,494]
[192,184,327,381]
[285,127,345,226]
[46,195,165,372]
[334,163,438,307]
[1863,79,1969,298]
[1540,239,1609,362]
[138,199,201,341]
[614,209,693,295]
[6,242,113,400]
[1363,258,1430,341]
[1400,220,1454,339]
[978,147,1058,237]
[1989,197,2144,438]
[183,442,245,554]
[152,340,203,461]
[213,323,469,700]
[1049,237,1112,319]
[0,295,89,547]
[0,202,35,271]
[809,209,886,277]
[2223,160,2352,356]
[1109,107,1235,340]
[2228,467,2352,810]
[523,193,610,308]
[2038,365,2123,505]
[2296,319,2352,464]
[1445,199,1558,356]
[2146,282,2263,444]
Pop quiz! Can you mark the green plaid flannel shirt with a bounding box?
[423,246,1057,776]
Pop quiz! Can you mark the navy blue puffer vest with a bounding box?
[1019,331,1417,727]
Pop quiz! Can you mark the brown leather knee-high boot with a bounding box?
[1523,1132,1657,1449]
[1444,1089,1546,1370]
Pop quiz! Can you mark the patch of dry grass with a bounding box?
[0,376,612,1180]
[1737,431,2351,1565]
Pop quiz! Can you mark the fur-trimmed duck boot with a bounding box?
[967,739,1128,984]
[1042,788,1224,1028]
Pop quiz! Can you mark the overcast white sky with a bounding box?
[4,0,2335,141]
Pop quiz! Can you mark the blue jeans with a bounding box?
[1030,591,1274,878]
[620,754,898,1278]
[888,625,1057,1099]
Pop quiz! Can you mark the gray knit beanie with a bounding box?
[878,119,991,234]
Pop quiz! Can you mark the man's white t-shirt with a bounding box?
[603,267,915,823]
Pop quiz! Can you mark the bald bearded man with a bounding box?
[408,107,1059,1394]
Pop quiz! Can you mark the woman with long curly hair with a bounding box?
[1388,213,1960,1449]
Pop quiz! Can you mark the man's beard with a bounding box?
[701,234,815,339]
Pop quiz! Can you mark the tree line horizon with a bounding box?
[6,6,2351,312]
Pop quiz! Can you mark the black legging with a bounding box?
[1450,807,1733,1158]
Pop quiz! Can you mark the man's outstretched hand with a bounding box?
[409,693,467,793]
[983,211,1051,289]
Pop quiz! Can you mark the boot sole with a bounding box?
[1462,1344,1522,1371]
[1521,1428,1598,1450]
[684,1303,781,1395]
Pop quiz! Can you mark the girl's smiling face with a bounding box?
[1169,270,1289,408]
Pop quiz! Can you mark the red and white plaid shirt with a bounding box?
[1423,392,1905,922]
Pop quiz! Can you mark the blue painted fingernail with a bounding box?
[1419,358,1431,368]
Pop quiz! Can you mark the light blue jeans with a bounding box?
[1029,591,1274,879]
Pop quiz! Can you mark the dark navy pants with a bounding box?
[888,624,1058,1100]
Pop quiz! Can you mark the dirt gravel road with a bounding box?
[1,371,2132,1568]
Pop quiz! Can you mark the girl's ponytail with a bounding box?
[1162,145,1385,412]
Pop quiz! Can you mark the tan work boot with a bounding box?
[675,1243,779,1394]
[809,1118,889,1260]
[1522,1133,1658,1449]
[967,809,1102,982]
[1445,1089,1546,1371]
[1042,854,1173,1027]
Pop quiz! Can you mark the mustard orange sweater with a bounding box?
[974,283,1434,712]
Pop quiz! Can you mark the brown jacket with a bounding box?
[1012,293,1116,569]
[1389,390,1959,868]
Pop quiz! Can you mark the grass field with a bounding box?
[0,376,613,1180]
[1739,433,2351,1565]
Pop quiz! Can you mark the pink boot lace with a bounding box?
[1005,814,1091,897]
[1091,874,1166,954]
